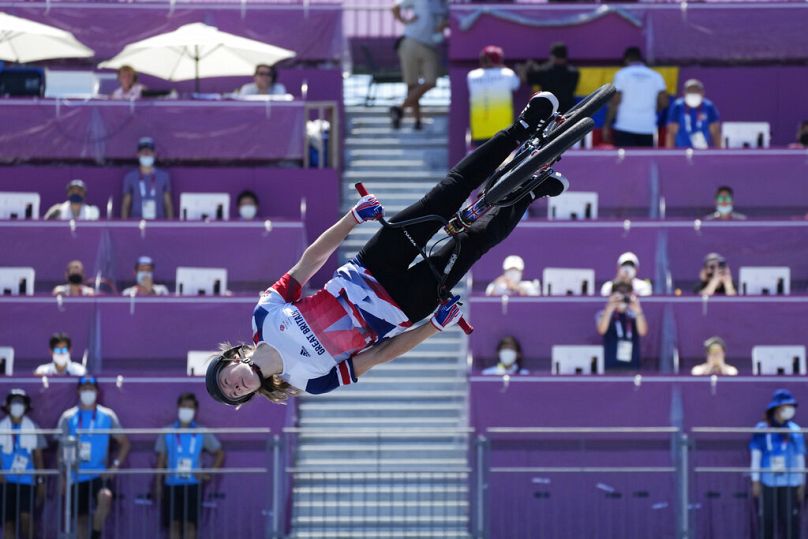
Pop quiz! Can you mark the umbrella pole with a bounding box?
[194,45,200,93]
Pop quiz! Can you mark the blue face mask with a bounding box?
[68,193,84,204]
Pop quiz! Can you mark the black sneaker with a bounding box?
[389,106,403,129]
[530,170,569,200]
[517,91,559,135]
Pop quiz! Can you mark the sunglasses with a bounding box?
[715,195,733,202]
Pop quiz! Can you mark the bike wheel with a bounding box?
[543,83,615,146]
[482,117,594,206]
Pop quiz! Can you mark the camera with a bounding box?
[717,260,727,269]
[622,294,631,304]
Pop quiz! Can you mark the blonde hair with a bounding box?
[213,342,301,405]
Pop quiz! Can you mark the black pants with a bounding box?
[357,125,532,322]
[760,485,802,539]
[612,129,655,148]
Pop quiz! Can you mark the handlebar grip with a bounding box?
[354,182,369,197]
[458,317,474,335]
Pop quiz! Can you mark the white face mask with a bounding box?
[619,265,637,280]
[684,93,703,109]
[178,407,196,424]
[499,349,517,367]
[80,390,97,407]
[139,155,155,168]
[53,352,70,367]
[716,204,733,215]
[9,403,25,419]
[239,204,257,220]
[505,269,522,283]
[780,406,796,422]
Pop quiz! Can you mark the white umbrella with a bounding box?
[98,22,296,91]
[0,12,94,62]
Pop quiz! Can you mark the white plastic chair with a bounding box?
[175,267,228,296]
[0,193,40,220]
[542,268,595,296]
[548,192,598,220]
[721,122,771,149]
[752,345,806,375]
[552,345,604,375]
[0,267,35,296]
[179,193,230,221]
[739,266,790,295]
[187,351,215,376]
[44,70,100,98]
[0,347,13,375]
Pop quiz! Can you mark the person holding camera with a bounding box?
[696,252,736,296]
[596,281,648,371]
[691,336,739,376]
[600,252,652,297]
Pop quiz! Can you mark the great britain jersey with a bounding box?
[251,259,412,394]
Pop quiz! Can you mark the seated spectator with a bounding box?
[44,179,100,221]
[237,190,260,221]
[691,336,738,376]
[665,79,720,149]
[696,252,736,296]
[596,281,648,371]
[34,332,87,377]
[788,121,808,149]
[110,65,145,100]
[704,186,746,221]
[600,251,652,297]
[121,256,169,297]
[485,255,540,296]
[52,260,94,297]
[238,64,286,96]
[466,45,520,144]
[516,41,579,114]
[121,137,174,220]
[482,336,529,375]
[0,389,46,539]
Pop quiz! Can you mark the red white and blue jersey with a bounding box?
[252,260,411,395]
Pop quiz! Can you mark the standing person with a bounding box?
[665,79,721,149]
[33,332,87,377]
[121,137,174,220]
[749,389,805,539]
[44,179,100,221]
[57,376,130,539]
[121,256,169,297]
[52,260,95,297]
[155,393,224,539]
[0,389,46,539]
[517,42,580,114]
[603,47,668,148]
[237,64,286,96]
[390,0,449,130]
[110,65,145,100]
[466,45,520,144]
[595,281,648,371]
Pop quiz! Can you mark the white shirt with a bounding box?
[238,82,287,96]
[53,284,95,296]
[600,278,653,297]
[121,284,170,296]
[46,201,100,221]
[111,83,144,100]
[482,364,529,375]
[485,278,541,297]
[613,64,666,135]
[34,361,87,376]
[467,67,520,141]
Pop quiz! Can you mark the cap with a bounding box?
[205,344,254,407]
[137,136,156,151]
[480,45,505,66]
[703,336,726,351]
[703,252,725,265]
[77,375,98,388]
[2,388,31,413]
[136,256,154,267]
[767,389,798,411]
[617,252,639,267]
[684,79,704,90]
[66,179,87,192]
[502,255,525,272]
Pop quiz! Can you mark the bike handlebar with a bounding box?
[353,182,474,335]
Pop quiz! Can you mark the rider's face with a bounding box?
[218,361,262,401]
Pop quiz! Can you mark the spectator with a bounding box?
[789,121,808,149]
[691,336,739,376]
[44,179,100,221]
[704,186,746,221]
[665,79,720,149]
[516,41,580,114]
[696,252,736,296]
[0,389,46,539]
[236,190,260,221]
[121,256,169,297]
[154,392,224,539]
[34,332,87,377]
[238,64,286,96]
[482,336,529,375]
[466,45,520,144]
[596,281,648,371]
[600,251,652,297]
[604,47,668,148]
[749,389,805,539]
[390,0,449,130]
[57,376,130,539]
[121,137,174,220]
[485,255,540,296]
[52,260,95,297]
[110,65,144,100]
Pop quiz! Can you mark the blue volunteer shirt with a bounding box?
[59,405,120,483]
[666,97,720,148]
[749,421,806,487]
[164,421,203,486]
[1,422,41,485]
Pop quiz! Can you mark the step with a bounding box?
[345,105,449,116]
[290,532,470,538]
[345,136,447,148]
[299,401,463,413]
[292,515,467,525]
[345,169,441,180]
[348,158,429,169]
[293,484,468,495]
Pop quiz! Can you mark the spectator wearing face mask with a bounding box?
[122,137,174,220]
[44,179,100,221]
[665,79,721,149]
[52,260,95,297]
[236,190,260,221]
[696,252,736,296]
[691,336,739,376]
[57,376,130,539]
[154,393,224,539]
[749,389,805,539]
[704,186,746,221]
[485,255,540,296]
[788,121,808,149]
[482,336,529,375]
[600,252,652,297]
[596,281,648,371]
[0,389,46,539]
[121,256,169,297]
[34,332,87,377]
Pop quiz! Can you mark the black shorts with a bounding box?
[73,478,111,516]
[162,483,201,527]
[0,482,34,520]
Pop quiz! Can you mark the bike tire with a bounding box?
[543,83,616,146]
[483,117,595,206]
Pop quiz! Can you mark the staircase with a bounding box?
[289,106,472,538]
